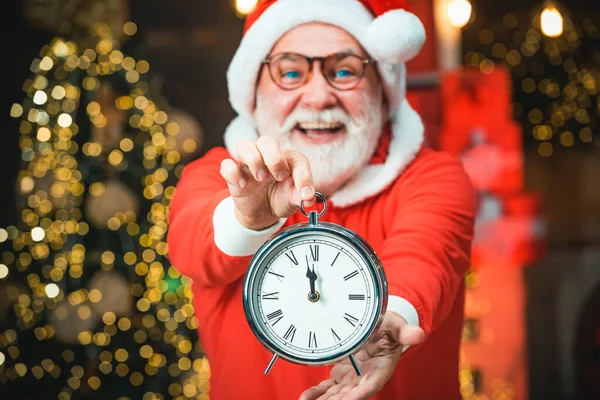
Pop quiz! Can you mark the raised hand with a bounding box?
[220,136,316,231]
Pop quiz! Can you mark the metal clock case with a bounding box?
[242,193,388,376]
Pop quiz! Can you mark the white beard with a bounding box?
[255,90,384,196]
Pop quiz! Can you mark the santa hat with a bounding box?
[224,0,427,207]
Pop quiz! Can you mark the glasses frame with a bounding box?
[261,52,376,91]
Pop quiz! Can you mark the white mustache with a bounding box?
[281,108,354,132]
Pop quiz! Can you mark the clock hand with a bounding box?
[305,256,314,290]
[310,263,319,299]
[311,263,318,281]
[306,256,317,300]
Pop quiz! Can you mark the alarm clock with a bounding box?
[242,192,388,376]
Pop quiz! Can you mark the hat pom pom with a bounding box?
[365,9,426,64]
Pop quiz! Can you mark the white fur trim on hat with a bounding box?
[223,99,424,208]
[226,0,426,122]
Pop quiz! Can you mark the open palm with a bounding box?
[299,312,424,400]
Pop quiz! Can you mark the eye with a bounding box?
[284,71,300,78]
[336,69,353,78]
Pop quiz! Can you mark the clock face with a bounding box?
[245,229,383,364]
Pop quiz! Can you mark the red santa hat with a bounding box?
[224,0,427,207]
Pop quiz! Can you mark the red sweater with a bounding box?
[167,145,476,400]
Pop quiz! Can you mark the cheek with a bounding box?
[256,90,299,122]
[257,93,297,122]
[338,77,383,117]
[255,67,303,119]
[337,92,373,116]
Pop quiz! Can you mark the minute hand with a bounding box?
[305,256,316,295]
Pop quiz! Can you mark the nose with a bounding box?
[298,62,338,110]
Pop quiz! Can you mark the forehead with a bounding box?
[269,22,367,57]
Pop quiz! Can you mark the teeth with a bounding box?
[298,122,343,130]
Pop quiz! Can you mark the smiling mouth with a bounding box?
[295,122,345,136]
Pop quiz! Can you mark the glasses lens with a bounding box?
[268,53,309,89]
[324,54,366,90]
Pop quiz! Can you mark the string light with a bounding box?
[1,13,205,397]
[235,0,258,16]
[458,2,596,398]
[0,264,8,279]
[541,2,564,38]
[464,5,599,157]
[448,0,472,29]
[44,283,60,298]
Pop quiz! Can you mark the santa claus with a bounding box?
[167,0,477,399]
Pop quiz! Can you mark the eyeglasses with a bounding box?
[262,52,376,91]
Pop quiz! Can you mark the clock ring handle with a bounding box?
[300,191,327,221]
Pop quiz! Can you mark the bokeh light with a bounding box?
[45,283,60,298]
[448,0,472,29]
[235,0,258,16]
[2,15,205,397]
[541,6,564,37]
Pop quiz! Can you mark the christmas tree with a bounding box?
[0,1,207,398]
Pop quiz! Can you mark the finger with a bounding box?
[325,384,355,400]
[220,158,248,189]
[395,324,425,346]
[299,378,336,400]
[255,136,290,182]
[317,383,345,400]
[284,149,315,205]
[339,381,378,400]
[384,311,425,345]
[235,139,268,182]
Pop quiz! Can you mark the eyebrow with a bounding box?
[267,49,367,60]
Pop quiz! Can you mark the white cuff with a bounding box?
[212,196,287,257]
[387,295,420,353]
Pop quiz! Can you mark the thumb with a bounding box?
[388,314,425,346]
[396,324,425,346]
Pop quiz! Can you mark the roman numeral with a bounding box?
[344,270,359,281]
[308,331,317,348]
[344,313,359,327]
[285,251,298,266]
[283,324,296,342]
[348,294,365,300]
[310,245,319,262]
[262,292,279,300]
[331,328,341,342]
[268,271,285,281]
[267,309,284,326]
[331,252,340,266]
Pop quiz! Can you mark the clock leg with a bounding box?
[264,353,279,375]
[349,354,362,376]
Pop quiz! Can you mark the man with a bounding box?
[167,0,476,399]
